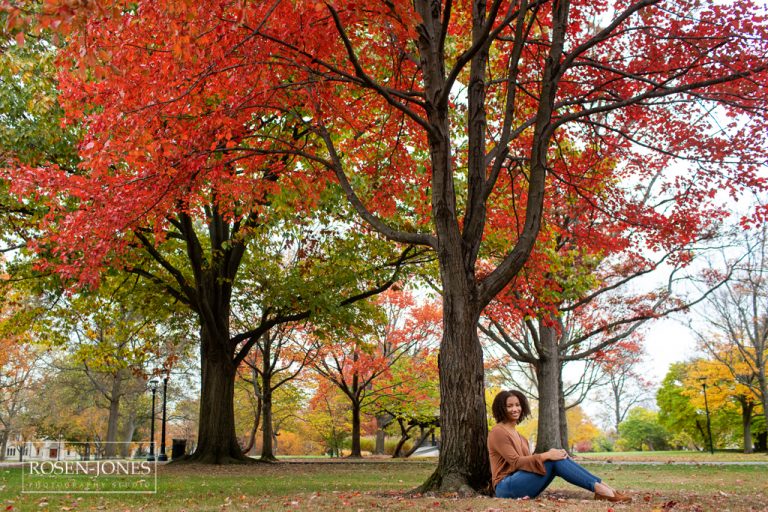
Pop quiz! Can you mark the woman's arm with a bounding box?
[488,428,546,475]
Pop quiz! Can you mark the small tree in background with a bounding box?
[617,408,669,451]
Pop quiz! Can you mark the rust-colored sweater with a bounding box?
[487,423,546,488]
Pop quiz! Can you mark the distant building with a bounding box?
[4,439,82,461]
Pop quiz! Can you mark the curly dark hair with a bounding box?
[491,389,532,424]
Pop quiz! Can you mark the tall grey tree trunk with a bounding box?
[535,323,563,451]
[120,411,136,458]
[374,413,392,455]
[105,372,123,457]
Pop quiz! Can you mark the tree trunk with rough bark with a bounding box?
[187,318,247,463]
[419,288,489,492]
[534,323,563,452]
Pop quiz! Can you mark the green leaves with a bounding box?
[0,35,79,168]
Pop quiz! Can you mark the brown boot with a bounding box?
[594,491,631,503]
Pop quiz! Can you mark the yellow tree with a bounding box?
[566,406,601,453]
[696,227,768,446]
[304,378,352,458]
[684,351,763,453]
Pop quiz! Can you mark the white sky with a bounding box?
[640,316,699,382]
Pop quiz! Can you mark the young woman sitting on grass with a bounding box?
[488,389,631,503]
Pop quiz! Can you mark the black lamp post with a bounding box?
[147,377,160,461]
[701,379,714,454]
[158,376,169,461]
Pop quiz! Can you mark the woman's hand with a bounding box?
[543,448,568,461]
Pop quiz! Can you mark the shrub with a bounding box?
[573,440,595,453]
[594,435,615,452]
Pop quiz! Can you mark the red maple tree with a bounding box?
[479,147,733,451]
[312,289,440,458]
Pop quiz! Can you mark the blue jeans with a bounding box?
[495,459,601,499]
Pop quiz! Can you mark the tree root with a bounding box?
[171,452,258,465]
[414,468,487,497]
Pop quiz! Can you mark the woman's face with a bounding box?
[505,395,522,423]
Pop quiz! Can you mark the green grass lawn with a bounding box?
[1,455,766,511]
[579,450,768,463]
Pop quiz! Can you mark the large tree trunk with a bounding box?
[187,321,247,463]
[419,291,489,493]
[104,372,122,457]
[260,386,276,461]
[535,323,563,452]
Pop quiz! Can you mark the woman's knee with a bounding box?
[549,457,579,475]
[548,458,567,470]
